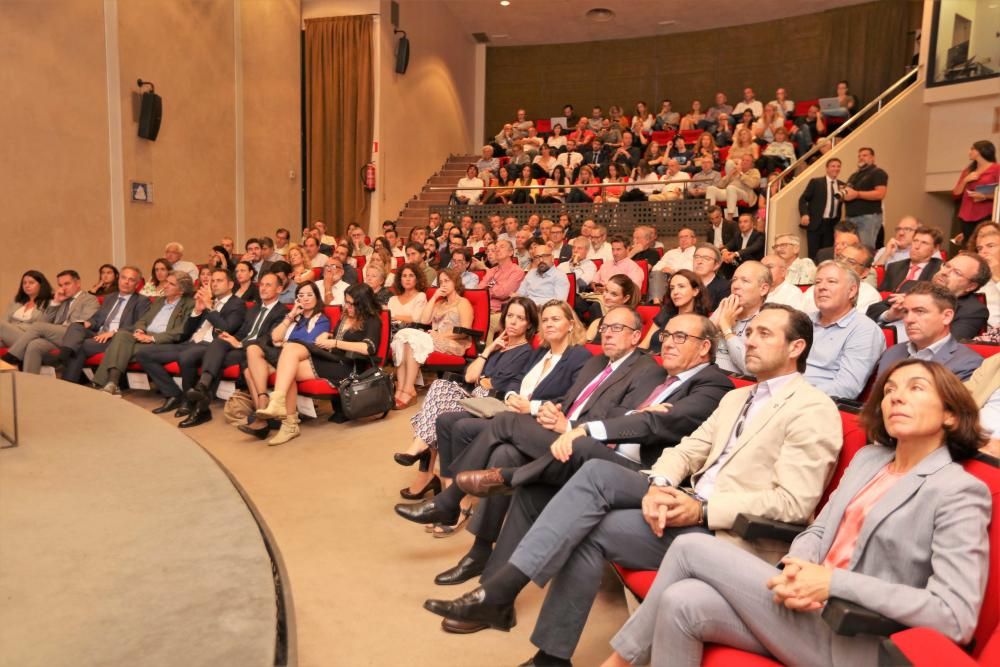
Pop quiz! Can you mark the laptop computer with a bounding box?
[818,97,843,112]
[549,116,568,130]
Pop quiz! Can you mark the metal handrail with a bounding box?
[425,175,703,193]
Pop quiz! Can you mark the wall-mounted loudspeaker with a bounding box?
[394,31,409,74]
[138,91,162,141]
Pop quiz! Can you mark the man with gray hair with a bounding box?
[762,255,804,311]
[804,260,885,399]
[771,233,816,285]
[163,241,199,280]
[801,243,881,317]
[475,145,500,182]
[711,261,771,374]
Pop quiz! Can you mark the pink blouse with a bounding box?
[822,464,905,570]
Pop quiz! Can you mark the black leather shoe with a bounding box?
[394,499,459,526]
[517,652,573,666]
[393,448,431,467]
[185,383,211,404]
[173,400,193,418]
[423,586,516,632]
[178,409,212,428]
[152,396,183,414]
[238,423,272,440]
[434,555,487,586]
[0,352,20,367]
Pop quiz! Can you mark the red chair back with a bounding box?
[565,272,576,308]
[966,343,1000,358]
[323,305,343,328]
[964,458,1000,658]
[535,118,552,133]
[584,342,603,356]
[635,259,650,295]
[636,305,659,338]
[355,255,367,271]
[816,410,869,511]
[651,130,674,146]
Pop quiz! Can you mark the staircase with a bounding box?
[396,154,478,236]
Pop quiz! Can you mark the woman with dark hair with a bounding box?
[546,122,567,152]
[641,269,712,353]
[599,162,630,203]
[388,263,428,335]
[953,140,998,241]
[644,141,668,175]
[538,164,570,203]
[140,258,172,297]
[511,163,539,205]
[390,268,473,409]
[232,260,259,303]
[567,165,600,203]
[394,297,540,499]
[602,359,991,667]
[89,264,119,297]
[240,281,330,442]
[586,274,641,342]
[532,143,558,179]
[484,164,515,205]
[0,270,54,346]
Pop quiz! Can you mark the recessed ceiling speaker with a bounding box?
[394,30,409,74]
[136,79,162,141]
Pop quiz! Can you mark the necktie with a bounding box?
[243,306,270,342]
[897,263,922,290]
[101,296,127,332]
[53,298,72,325]
[824,179,835,218]
[733,389,757,439]
[636,375,680,410]
[566,363,614,416]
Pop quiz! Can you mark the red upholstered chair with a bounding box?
[420,288,490,376]
[584,343,603,356]
[680,129,702,145]
[635,259,650,296]
[355,255,367,272]
[965,342,999,358]
[651,130,674,146]
[565,272,576,308]
[535,118,552,134]
[636,305,659,339]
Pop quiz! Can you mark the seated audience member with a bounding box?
[518,125,543,158]
[643,141,667,174]
[628,226,660,266]
[593,235,644,291]
[380,231,405,260]
[572,115,597,144]
[138,268,246,416]
[478,240,525,342]
[207,245,233,272]
[725,127,760,173]
[558,237,597,293]
[687,132,720,172]
[710,261,771,374]
[772,234,817,285]
[641,270,712,353]
[474,145,500,182]
[332,243,359,284]
[619,161,661,202]
[653,99,679,131]
[802,243,881,317]
[348,227,373,258]
[586,275,641,342]
[91,271,195,393]
[438,313,734,591]
[164,242,199,280]
[180,273,287,428]
[546,123,567,152]
[647,159,690,201]
[398,306,663,547]
[242,238,272,278]
[287,244,314,285]
[872,216,921,267]
[517,242,570,306]
[686,156,721,198]
[555,139,584,177]
[363,248,394,287]
[447,247,479,290]
[712,113,734,147]
[705,154,760,221]
[537,165,570,204]
[311,220,336,248]
[232,261,260,303]
[0,270,53,347]
[610,132,641,171]
[791,103,826,156]
[762,254,804,310]
[878,226,943,291]
[966,354,1000,457]
[631,101,655,134]
[603,358,989,667]
[733,86,764,118]
[60,266,149,384]
[869,252,990,342]
[403,242,436,286]
[89,264,119,297]
[970,222,1000,340]
[567,165,600,203]
[388,263,429,332]
[587,224,614,263]
[497,216,519,245]
[256,283,382,440]
[363,263,393,306]
[768,87,794,117]
[721,213,766,273]
[2,270,100,374]
[512,229,533,270]
[875,282,983,381]
[548,223,571,263]
[704,205,737,250]
[648,228,697,304]
[315,259,350,306]
[240,281,330,438]
[805,261,886,399]
[196,265,213,290]
[302,236,329,270]
[692,242,731,309]
[423,305,842,664]
[816,221,860,264]
[391,269,473,409]
[140,258,172,297]
[220,236,236,258]
[531,144,558,179]
[666,136,694,169]
[598,162,629,203]
[394,297,539,500]
[700,92,732,131]
[273,227,291,257]
[581,137,611,179]
[751,103,784,144]
[756,126,795,174]
[260,236,281,264]
[269,261,296,304]
[510,164,538,205]
[492,123,516,157]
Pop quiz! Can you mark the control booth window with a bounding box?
[928,0,1000,86]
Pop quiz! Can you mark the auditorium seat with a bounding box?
[965,342,999,358]
[565,272,576,308]
[636,305,658,339]
[651,130,673,146]
[635,259,650,295]
[534,118,552,134]
[420,288,490,377]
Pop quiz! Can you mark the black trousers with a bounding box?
[136,343,210,397]
[62,337,110,384]
[806,218,837,260]
[198,338,247,389]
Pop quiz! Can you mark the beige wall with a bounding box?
[0,0,301,299]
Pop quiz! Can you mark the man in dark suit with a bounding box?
[815,221,859,264]
[60,266,151,384]
[867,252,990,342]
[179,272,289,428]
[136,268,246,416]
[395,306,664,534]
[720,213,765,277]
[550,223,573,264]
[874,283,983,381]
[431,314,735,595]
[877,226,943,291]
[243,238,273,279]
[797,158,844,259]
[582,137,612,178]
[703,205,737,250]
[693,242,731,309]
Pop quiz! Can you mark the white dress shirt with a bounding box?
[765,281,805,311]
[653,246,695,273]
[508,350,562,415]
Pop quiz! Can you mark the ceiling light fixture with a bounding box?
[500,0,510,6]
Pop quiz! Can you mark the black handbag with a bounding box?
[338,357,395,420]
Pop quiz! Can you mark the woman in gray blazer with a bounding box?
[0,270,54,346]
[603,359,992,667]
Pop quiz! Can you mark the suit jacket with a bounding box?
[558,350,665,425]
[965,354,1000,407]
[130,296,195,344]
[788,445,991,664]
[599,363,734,466]
[705,221,738,248]
[43,291,100,326]
[651,374,842,563]
[519,345,592,403]
[61,292,152,351]
[797,175,843,230]
[876,336,983,381]
[867,290,988,341]
[553,243,573,264]
[724,230,765,263]
[878,257,942,292]
[704,274,731,310]
[235,300,288,345]
[582,147,612,174]
[182,295,246,341]
[3,301,47,326]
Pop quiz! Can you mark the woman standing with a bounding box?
[952,140,998,241]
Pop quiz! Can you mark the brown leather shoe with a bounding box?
[440,617,489,634]
[455,468,512,498]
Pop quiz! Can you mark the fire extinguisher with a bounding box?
[361,162,376,192]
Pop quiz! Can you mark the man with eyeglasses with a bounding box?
[548,223,572,263]
[868,251,990,342]
[315,259,349,306]
[801,243,882,317]
[771,233,816,286]
[516,241,570,305]
[692,242,731,309]
[711,261,771,374]
[423,305,842,667]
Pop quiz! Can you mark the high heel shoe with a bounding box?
[399,475,442,500]
[394,447,431,467]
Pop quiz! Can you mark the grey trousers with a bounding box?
[507,459,710,659]
[646,270,670,304]
[0,321,30,347]
[8,322,68,373]
[611,533,861,667]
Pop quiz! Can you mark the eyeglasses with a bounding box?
[598,323,638,334]
[896,226,918,234]
[658,330,707,344]
[937,262,971,281]
[772,243,795,250]
[835,254,863,268]
[693,253,717,261]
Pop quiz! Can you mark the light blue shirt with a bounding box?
[516,267,570,305]
[277,281,297,304]
[805,308,886,399]
[146,300,180,334]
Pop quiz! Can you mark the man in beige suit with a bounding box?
[423,304,844,665]
[965,354,1000,457]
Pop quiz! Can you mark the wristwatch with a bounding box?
[649,475,669,488]
[699,499,709,527]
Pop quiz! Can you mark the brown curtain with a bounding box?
[305,16,374,237]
